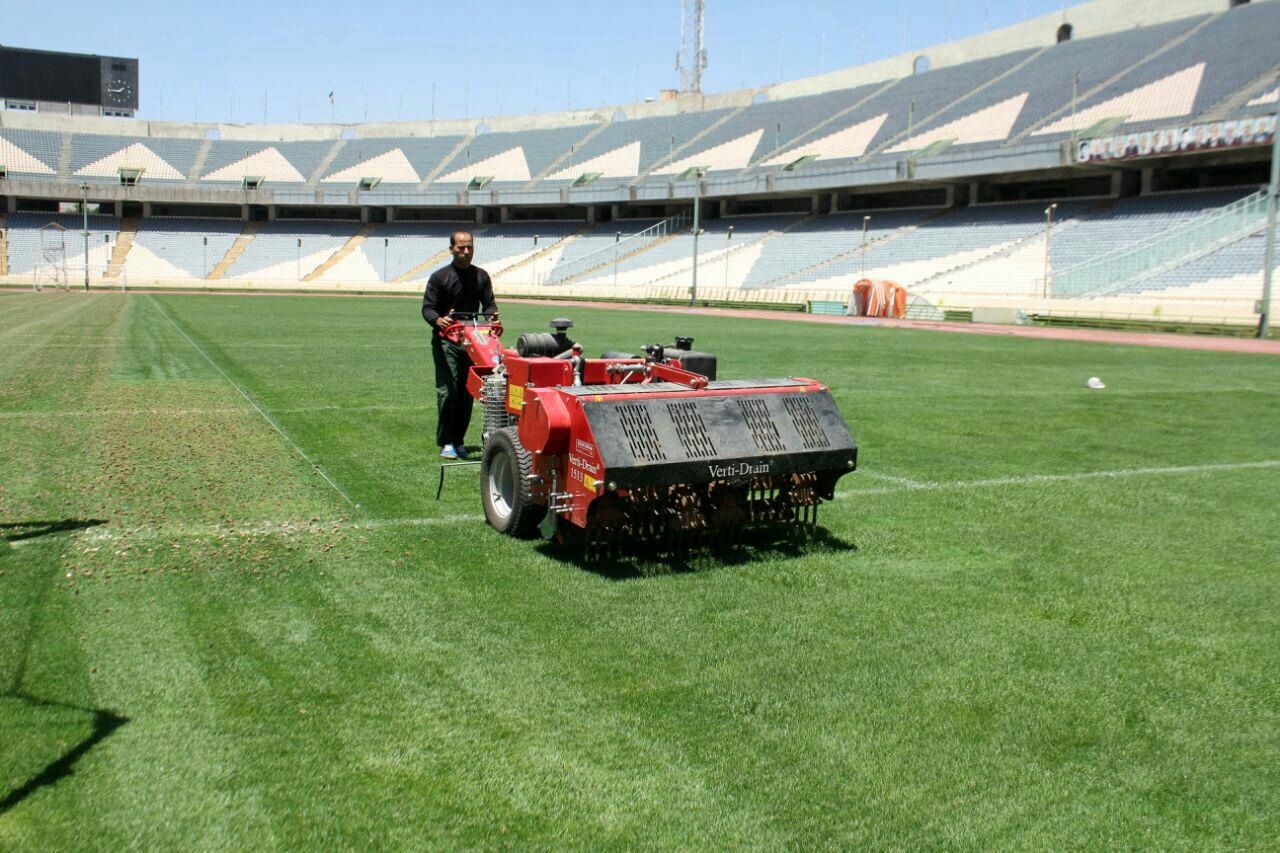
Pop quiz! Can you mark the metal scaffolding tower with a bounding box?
[676,0,707,94]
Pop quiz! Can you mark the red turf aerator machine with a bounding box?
[441,313,858,555]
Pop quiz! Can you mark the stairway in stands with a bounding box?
[105,217,140,280]
[303,223,379,281]
[206,221,263,280]
[394,250,451,284]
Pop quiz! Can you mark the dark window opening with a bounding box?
[1057,23,1073,43]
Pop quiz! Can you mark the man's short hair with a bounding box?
[450,230,473,247]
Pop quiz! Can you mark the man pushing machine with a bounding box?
[421,230,498,460]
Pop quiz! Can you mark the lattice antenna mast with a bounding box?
[676,0,707,94]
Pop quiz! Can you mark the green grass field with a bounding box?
[2,290,1278,848]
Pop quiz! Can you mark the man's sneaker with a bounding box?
[440,445,459,460]
[456,446,471,460]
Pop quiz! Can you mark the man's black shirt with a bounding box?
[421,262,497,327]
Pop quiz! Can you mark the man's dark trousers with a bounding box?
[432,336,473,448]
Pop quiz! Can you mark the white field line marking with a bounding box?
[148,295,358,508]
[858,470,930,488]
[837,459,1280,498]
[74,460,1279,545]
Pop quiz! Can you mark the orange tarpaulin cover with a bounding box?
[851,279,908,318]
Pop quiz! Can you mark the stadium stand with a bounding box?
[307,221,581,284]
[69,134,203,183]
[320,137,465,186]
[539,108,734,182]
[198,141,334,185]
[1,0,1276,326]
[543,219,663,275]
[681,83,889,171]
[347,221,463,281]
[224,220,361,279]
[1,187,1274,318]
[894,18,1207,153]
[0,129,61,176]
[433,124,597,186]
[126,217,243,281]
[5,213,119,276]
[571,214,804,287]
[1119,230,1275,295]
[761,50,1040,167]
[780,202,1087,290]
[1030,1,1280,140]
[1048,189,1254,270]
[741,209,941,287]
[471,221,580,273]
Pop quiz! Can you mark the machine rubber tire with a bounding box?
[481,426,545,538]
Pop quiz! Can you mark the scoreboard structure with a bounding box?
[0,45,139,116]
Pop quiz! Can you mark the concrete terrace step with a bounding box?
[207,220,263,280]
[185,139,213,185]
[306,140,347,188]
[394,250,451,284]
[105,216,141,279]
[303,222,380,281]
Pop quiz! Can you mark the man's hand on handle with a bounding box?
[436,312,500,342]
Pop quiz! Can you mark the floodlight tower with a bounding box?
[676,0,707,94]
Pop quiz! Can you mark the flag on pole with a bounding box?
[328,91,335,105]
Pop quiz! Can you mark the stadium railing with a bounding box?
[1052,190,1269,297]
[543,211,691,285]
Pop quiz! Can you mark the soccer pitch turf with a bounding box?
[2,290,1278,847]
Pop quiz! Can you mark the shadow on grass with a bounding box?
[1,516,128,815]
[2,519,107,543]
[536,526,857,581]
[0,694,129,815]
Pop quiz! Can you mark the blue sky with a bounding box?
[5,0,1077,123]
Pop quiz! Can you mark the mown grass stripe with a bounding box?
[75,513,485,544]
[146,295,358,508]
[69,459,1279,545]
[0,403,430,419]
